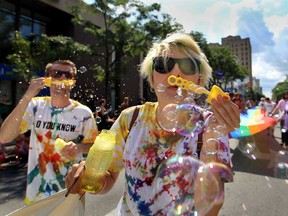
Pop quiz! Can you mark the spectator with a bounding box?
[14,132,30,165]
[137,97,146,105]
[96,98,115,131]
[0,60,98,204]
[120,96,130,111]
[232,93,243,111]
[258,97,266,114]
[265,97,276,136]
[0,93,12,123]
[245,97,253,109]
[65,33,240,215]
[0,143,5,170]
[270,92,288,147]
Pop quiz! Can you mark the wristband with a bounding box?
[201,149,218,156]
[98,179,108,193]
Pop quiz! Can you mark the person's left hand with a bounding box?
[207,94,240,136]
[61,142,79,161]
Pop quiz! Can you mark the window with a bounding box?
[20,15,46,38]
[0,8,15,40]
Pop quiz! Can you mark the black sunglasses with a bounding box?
[152,57,201,75]
[50,70,75,79]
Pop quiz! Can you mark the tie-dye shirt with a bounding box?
[20,97,98,204]
[109,102,231,216]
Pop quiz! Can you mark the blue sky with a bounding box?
[84,0,288,98]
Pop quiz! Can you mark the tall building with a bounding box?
[221,35,252,88]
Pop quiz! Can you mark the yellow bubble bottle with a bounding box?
[54,138,66,154]
[81,129,116,193]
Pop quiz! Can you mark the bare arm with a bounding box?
[270,106,279,116]
[0,77,45,143]
[0,100,12,106]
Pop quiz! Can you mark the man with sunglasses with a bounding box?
[0,60,98,204]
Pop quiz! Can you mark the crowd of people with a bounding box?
[0,32,285,215]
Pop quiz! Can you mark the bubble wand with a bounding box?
[167,75,230,103]
[44,77,75,87]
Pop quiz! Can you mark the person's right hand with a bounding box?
[65,161,85,195]
[24,77,45,99]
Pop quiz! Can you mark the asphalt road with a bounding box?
[1,123,287,216]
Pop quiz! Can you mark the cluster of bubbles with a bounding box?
[152,76,233,214]
[151,155,233,215]
[156,76,223,138]
[94,106,102,124]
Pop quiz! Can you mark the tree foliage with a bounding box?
[6,31,91,81]
[208,46,248,89]
[70,0,183,100]
[272,76,288,101]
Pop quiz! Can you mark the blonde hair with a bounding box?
[140,33,212,87]
[45,60,77,77]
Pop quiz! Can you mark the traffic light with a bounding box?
[276,85,280,91]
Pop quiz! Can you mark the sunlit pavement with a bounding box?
[220,123,288,216]
[1,123,287,216]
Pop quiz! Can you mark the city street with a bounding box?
[0,123,287,216]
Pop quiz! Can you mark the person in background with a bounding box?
[245,97,253,109]
[0,143,5,170]
[0,93,12,123]
[258,97,266,114]
[232,93,244,112]
[270,92,288,148]
[120,96,130,111]
[96,98,115,131]
[264,97,276,136]
[14,132,30,165]
[0,60,98,204]
[137,97,146,105]
[65,33,240,215]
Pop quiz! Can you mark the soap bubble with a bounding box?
[237,136,257,159]
[194,162,232,215]
[95,116,102,124]
[273,150,288,179]
[175,104,205,137]
[158,104,178,132]
[152,155,203,215]
[95,106,101,113]
[78,66,87,73]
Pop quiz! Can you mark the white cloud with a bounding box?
[265,15,288,39]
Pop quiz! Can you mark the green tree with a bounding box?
[189,31,212,61]
[272,76,288,101]
[208,46,248,89]
[70,0,183,103]
[6,31,91,82]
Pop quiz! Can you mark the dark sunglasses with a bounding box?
[50,70,75,79]
[152,57,201,75]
